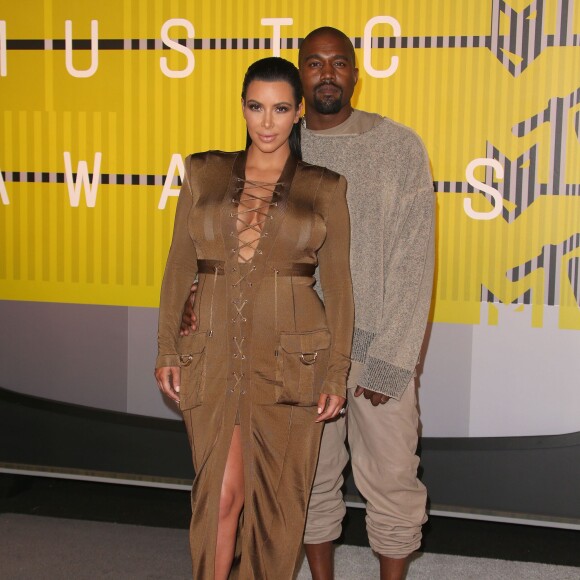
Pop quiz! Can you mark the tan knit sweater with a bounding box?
[302,112,435,399]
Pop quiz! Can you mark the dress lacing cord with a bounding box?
[228,176,284,364]
[232,267,254,288]
[230,177,282,265]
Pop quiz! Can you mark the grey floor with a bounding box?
[1,514,578,580]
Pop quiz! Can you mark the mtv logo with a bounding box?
[489,0,579,76]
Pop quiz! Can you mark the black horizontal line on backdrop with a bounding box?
[1,172,176,186]
[6,38,269,50]
[3,173,580,197]
[5,34,578,51]
[0,172,484,194]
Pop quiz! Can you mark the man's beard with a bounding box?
[312,83,344,114]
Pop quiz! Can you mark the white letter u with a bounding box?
[65,20,99,78]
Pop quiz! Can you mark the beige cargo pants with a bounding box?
[304,363,427,558]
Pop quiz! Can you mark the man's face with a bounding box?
[299,32,358,115]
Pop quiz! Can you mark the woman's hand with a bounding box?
[155,366,181,404]
[315,393,347,422]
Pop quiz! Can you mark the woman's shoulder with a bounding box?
[297,161,347,204]
[186,149,242,169]
[297,159,344,185]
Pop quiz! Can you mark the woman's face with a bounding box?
[242,80,302,156]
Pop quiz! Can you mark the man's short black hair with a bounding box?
[299,27,356,66]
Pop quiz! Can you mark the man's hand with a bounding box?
[180,283,198,336]
[354,386,390,406]
[316,393,347,422]
[154,366,181,404]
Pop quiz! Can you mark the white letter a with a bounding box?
[158,154,185,209]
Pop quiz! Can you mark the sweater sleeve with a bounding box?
[156,155,199,369]
[317,174,354,397]
[360,134,435,399]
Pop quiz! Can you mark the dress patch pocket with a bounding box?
[276,328,331,407]
[178,331,208,410]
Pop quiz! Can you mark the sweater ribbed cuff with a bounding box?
[360,357,413,400]
[351,327,374,363]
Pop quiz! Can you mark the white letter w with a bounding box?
[64,152,102,207]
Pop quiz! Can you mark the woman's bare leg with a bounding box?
[214,425,245,580]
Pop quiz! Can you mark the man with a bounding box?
[297,28,435,580]
[181,27,434,579]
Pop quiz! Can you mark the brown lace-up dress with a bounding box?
[156,150,353,579]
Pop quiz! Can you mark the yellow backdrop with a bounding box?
[1,0,579,330]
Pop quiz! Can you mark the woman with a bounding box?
[155,57,353,579]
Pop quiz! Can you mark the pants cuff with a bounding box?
[303,528,342,545]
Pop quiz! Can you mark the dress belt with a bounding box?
[197,259,315,277]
